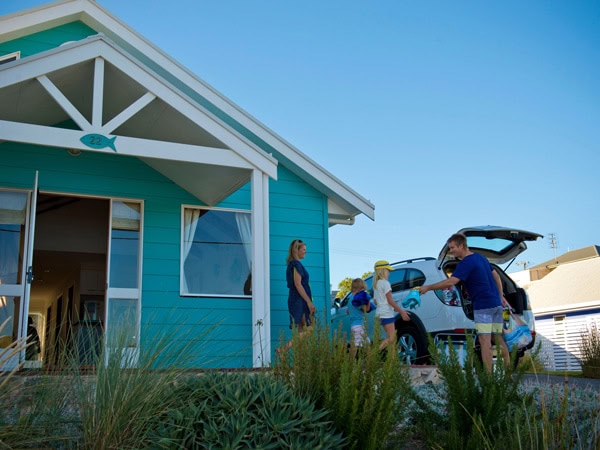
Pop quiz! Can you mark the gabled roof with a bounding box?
[528,257,600,314]
[0,34,277,205]
[529,245,600,270]
[0,0,374,222]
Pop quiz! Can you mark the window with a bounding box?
[405,269,426,289]
[109,201,141,289]
[182,207,251,297]
[0,52,20,65]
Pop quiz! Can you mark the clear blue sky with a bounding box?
[3,1,599,288]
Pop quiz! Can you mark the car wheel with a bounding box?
[395,325,428,365]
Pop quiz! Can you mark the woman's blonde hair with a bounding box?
[286,239,305,265]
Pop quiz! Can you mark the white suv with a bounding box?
[331,226,542,365]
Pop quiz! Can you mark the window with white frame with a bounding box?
[182,207,251,297]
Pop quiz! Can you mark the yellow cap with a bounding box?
[374,260,394,272]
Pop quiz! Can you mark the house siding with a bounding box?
[0,23,96,58]
[1,16,335,369]
[0,144,330,368]
[268,165,330,350]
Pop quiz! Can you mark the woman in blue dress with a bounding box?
[279,239,316,354]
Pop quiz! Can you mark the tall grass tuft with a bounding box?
[273,321,415,450]
[409,334,534,449]
[74,320,215,448]
[579,322,600,379]
[0,316,217,448]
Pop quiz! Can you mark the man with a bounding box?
[420,233,510,372]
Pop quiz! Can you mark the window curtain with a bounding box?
[235,212,252,296]
[183,209,201,293]
[234,212,252,268]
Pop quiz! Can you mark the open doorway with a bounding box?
[29,193,109,369]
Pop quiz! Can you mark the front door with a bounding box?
[0,186,35,371]
[0,182,143,371]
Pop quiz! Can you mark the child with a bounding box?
[349,278,373,349]
[373,260,410,350]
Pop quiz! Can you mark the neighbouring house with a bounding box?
[0,0,374,371]
[515,247,600,371]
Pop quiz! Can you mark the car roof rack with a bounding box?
[390,257,435,266]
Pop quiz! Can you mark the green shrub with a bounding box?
[144,371,345,449]
[579,322,600,379]
[409,334,534,449]
[273,321,414,450]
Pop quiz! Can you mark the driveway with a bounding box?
[521,373,600,391]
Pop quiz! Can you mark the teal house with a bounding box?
[0,0,374,370]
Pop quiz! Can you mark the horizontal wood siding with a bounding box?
[0,142,256,368]
[269,166,329,350]
[0,22,96,58]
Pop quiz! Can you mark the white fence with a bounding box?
[534,311,600,371]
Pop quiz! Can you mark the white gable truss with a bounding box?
[0,0,374,224]
[0,33,277,367]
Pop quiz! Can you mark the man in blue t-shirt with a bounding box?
[420,233,510,371]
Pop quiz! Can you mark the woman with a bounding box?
[372,260,410,350]
[279,239,316,353]
[286,239,316,330]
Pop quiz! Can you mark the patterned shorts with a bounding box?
[474,306,503,334]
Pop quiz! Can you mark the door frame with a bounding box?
[0,181,144,371]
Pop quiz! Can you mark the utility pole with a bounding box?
[548,233,558,263]
[516,261,530,270]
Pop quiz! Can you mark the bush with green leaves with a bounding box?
[273,321,415,450]
[579,322,600,379]
[145,371,345,449]
[409,335,600,449]
[408,334,535,449]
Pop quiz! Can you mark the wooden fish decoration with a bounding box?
[80,133,117,151]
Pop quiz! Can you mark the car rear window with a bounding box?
[467,236,514,254]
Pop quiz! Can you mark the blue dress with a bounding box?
[286,260,312,327]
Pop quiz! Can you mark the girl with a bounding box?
[373,260,410,350]
[349,278,373,350]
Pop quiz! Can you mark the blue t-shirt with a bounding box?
[349,290,371,327]
[452,253,501,310]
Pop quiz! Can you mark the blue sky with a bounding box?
[3,1,599,288]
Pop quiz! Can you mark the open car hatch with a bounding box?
[437,225,543,265]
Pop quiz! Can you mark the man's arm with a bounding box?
[420,276,460,295]
[492,269,509,307]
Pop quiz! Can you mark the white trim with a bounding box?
[534,300,600,316]
[0,120,256,169]
[0,51,20,64]
[92,57,104,127]
[251,169,270,367]
[102,91,156,134]
[0,0,372,220]
[0,36,278,178]
[37,74,91,129]
[179,205,254,298]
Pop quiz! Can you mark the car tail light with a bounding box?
[434,286,461,306]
